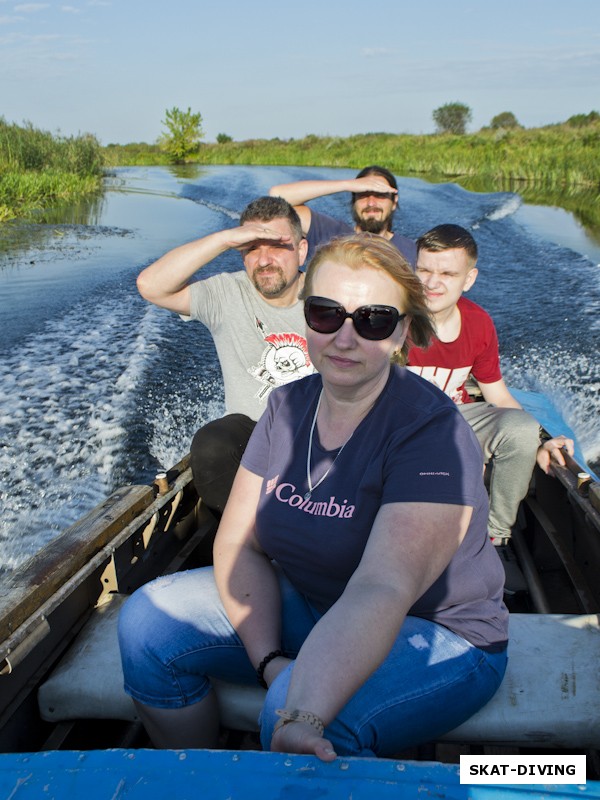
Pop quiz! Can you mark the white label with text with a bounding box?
[460,755,587,784]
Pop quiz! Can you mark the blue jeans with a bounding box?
[118,566,507,757]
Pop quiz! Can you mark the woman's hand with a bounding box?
[271,720,337,762]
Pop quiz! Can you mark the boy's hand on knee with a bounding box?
[537,435,574,474]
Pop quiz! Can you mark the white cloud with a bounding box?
[14,3,50,11]
[61,5,81,11]
[361,46,395,58]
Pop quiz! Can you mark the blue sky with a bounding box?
[1,0,599,145]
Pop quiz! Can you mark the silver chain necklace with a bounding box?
[305,390,351,501]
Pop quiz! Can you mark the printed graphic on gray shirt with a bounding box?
[248,330,313,400]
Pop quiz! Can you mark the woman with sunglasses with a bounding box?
[119,235,508,760]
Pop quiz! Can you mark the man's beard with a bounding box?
[352,207,393,235]
[251,265,288,297]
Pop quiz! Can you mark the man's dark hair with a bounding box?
[354,164,398,191]
[240,196,304,242]
[416,224,478,263]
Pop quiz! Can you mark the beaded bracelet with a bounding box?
[273,708,325,737]
[256,649,284,688]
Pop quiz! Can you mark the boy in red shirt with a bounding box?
[407,224,573,545]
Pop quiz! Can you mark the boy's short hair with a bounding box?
[417,224,478,263]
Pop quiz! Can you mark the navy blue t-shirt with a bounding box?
[241,368,508,652]
[307,210,417,267]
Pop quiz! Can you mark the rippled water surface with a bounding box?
[1,165,599,570]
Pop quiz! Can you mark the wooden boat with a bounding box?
[0,390,599,797]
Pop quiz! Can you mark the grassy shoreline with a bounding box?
[0,119,105,221]
[193,128,600,190]
[104,125,600,191]
[2,120,599,224]
[104,126,600,236]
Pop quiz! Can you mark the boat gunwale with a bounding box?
[0,458,193,661]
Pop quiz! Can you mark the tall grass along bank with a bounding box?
[192,126,600,191]
[0,119,104,221]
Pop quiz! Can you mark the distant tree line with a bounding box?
[157,104,599,154]
[432,103,522,134]
[431,103,599,135]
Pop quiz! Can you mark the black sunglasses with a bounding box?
[304,296,405,341]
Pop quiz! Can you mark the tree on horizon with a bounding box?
[490,111,522,130]
[432,102,472,135]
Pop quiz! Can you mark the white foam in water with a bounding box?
[502,347,600,470]
[472,194,523,230]
[148,390,224,474]
[0,298,165,569]
[485,194,522,222]
[192,199,240,221]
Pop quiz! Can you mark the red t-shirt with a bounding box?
[407,296,502,404]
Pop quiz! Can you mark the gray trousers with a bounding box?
[458,402,540,540]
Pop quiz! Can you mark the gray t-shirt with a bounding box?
[189,271,313,420]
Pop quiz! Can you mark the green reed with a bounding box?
[0,118,104,220]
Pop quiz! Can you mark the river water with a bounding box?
[1,165,599,571]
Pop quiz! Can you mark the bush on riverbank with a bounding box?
[0,119,104,221]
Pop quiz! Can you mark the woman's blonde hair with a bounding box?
[301,234,435,363]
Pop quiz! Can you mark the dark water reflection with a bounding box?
[0,165,598,569]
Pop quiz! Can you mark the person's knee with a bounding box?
[511,410,539,448]
[191,420,230,471]
[191,416,254,472]
[190,416,255,511]
[118,589,156,669]
[495,409,539,454]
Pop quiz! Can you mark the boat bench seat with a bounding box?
[38,593,600,748]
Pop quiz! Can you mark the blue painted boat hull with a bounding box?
[0,750,598,800]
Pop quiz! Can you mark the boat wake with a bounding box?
[184,197,240,221]
[0,297,166,569]
[502,346,600,473]
[483,194,522,222]
[179,184,241,221]
[472,194,522,229]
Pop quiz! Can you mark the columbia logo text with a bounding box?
[273,482,355,518]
